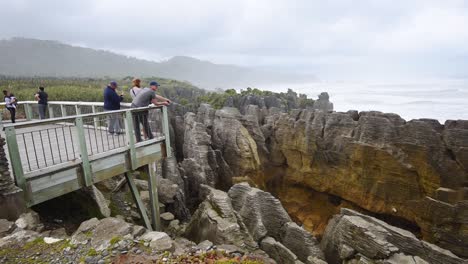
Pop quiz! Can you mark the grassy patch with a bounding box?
[109,236,121,246]
[87,248,98,256]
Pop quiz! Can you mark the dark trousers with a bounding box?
[38,104,47,119]
[133,111,153,142]
[7,107,15,123]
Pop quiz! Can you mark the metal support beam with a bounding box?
[147,163,161,231]
[125,172,152,230]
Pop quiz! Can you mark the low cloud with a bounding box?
[1,0,467,79]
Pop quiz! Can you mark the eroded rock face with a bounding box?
[181,110,234,209]
[174,100,467,257]
[266,110,468,257]
[186,183,325,263]
[321,209,466,264]
[184,185,257,250]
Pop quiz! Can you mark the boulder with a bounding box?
[228,183,325,262]
[321,209,465,264]
[134,179,149,191]
[15,211,41,231]
[139,231,174,252]
[0,229,40,247]
[184,185,257,250]
[71,217,142,251]
[281,222,325,261]
[0,219,15,237]
[228,182,292,240]
[157,179,179,204]
[260,236,299,264]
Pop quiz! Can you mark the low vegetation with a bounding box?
[0,76,314,113]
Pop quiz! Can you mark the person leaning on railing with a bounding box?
[131,81,171,142]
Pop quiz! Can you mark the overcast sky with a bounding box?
[1,0,468,80]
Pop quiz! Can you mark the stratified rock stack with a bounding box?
[172,98,467,258]
[312,92,333,112]
[185,183,326,264]
[321,209,466,264]
[267,110,468,257]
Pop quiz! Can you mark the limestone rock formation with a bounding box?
[211,107,261,181]
[172,95,467,257]
[184,185,257,249]
[312,92,333,112]
[180,110,233,209]
[266,110,468,257]
[186,183,325,263]
[321,209,466,264]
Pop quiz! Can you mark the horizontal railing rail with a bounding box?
[0,100,135,124]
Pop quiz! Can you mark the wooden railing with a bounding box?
[1,102,172,231]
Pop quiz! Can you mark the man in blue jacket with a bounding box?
[103,81,124,134]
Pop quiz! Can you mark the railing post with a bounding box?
[48,105,54,119]
[124,110,137,170]
[161,106,172,157]
[24,103,33,121]
[91,105,99,129]
[60,104,67,117]
[75,104,81,115]
[0,109,3,130]
[4,127,28,203]
[75,116,93,186]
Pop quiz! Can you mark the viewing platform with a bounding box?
[0,101,171,231]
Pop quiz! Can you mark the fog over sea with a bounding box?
[259,78,468,123]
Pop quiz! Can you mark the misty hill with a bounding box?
[0,38,314,89]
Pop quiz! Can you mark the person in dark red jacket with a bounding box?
[103,81,124,134]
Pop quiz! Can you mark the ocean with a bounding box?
[259,79,468,123]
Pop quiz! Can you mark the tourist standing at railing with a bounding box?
[35,87,48,119]
[3,90,17,123]
[131,81,171,142]
[104,81,124,135]
[129,78,142,99]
